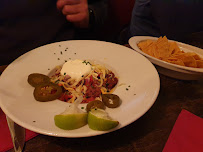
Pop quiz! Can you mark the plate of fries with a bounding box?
[129,36,203,80]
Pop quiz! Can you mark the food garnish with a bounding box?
[88,108,119,131]
[86,100,105,112]
[33,82,62,102]
[28,73,50,87]
[54,96,87,130]
[102,94,120,108]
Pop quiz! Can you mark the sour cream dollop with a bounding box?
[60,59,92,82]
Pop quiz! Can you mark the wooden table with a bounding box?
[1,42,203,152]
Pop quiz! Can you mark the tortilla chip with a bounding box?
[147,43,157,57]
[138,40,157,57]
[158,36,176,59]
[163,57,185,66]
[169,42,182,55]
[157,36,168,44]
[137,40,154,51]
[196,60,203,68]
[168,59,185,66]
[174,54,197,68]
[186,52,202,60]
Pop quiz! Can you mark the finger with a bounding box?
[56,0,80,10]
[66,12,88,23]
[62,3,88,16]
[62,4,81,15]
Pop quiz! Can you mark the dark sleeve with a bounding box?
[88,0,108,28]
[151,0,203,41]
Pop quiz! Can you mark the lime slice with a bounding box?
[88,108,119,131]
[54,96,88,130]
[54,113,87,130]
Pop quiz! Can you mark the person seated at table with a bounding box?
[120,0,203,44]
[0,0,108,66]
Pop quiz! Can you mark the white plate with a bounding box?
[0,40,160,138]
[129,36,203,80]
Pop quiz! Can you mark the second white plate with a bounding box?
[129,36,203,80]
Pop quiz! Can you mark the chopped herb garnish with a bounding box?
[55,80,60,84]
[64,73,66,75]
[60,51,63,55]
[82,60,91,65]
[126,88,129,91]
[81,107,84,109]
[81,75,84,77]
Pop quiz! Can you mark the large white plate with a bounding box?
[0,40,160,138]
[129,36,203,80]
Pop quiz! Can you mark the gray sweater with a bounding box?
[129,0,203,42]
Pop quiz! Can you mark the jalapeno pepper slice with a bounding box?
[86,100,105,112]
[102,94,120,108]
[33,82,62,102]
[28,73,50,87]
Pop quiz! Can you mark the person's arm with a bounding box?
[151,0,203,41]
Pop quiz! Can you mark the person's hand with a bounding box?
[56,0,89,28]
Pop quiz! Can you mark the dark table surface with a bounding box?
[1,41,203,152]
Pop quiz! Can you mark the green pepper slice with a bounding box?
[28,73,50,87]
[33,82,62,102]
